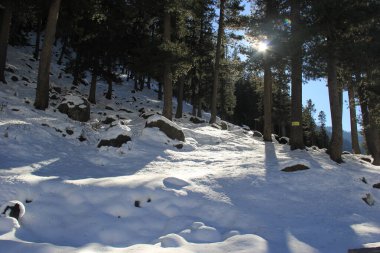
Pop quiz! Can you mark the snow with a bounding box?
[0,41,379,253]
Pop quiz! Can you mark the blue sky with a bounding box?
[303,79,353,131]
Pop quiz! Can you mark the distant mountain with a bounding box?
[326,127,364,153]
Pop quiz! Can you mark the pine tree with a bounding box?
[317,110,329,149]
[302,99,317,147]
[0,0,13,83]
[34,0,62,110]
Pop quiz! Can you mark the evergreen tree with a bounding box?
[302,99,317,147]
[34,0,62,110]
[317,110,329,149]
[0,0,12,83]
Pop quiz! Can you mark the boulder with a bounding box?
[279,137,289,144]
[98,124,132,148]
[211,123,222,130]
[253,131,263,138]
[190,116,206,124]
[282,164,310,172]
[98,135,131,148]
[58,95,90,122]
[146,115,185,142]
[373,183,380,189]
[219,121,228,130]
[1,200,25,220]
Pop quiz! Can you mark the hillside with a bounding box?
[0,44,380,253]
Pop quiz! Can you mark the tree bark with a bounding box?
[263,53,273,141]
[158,82,163,100]
[175,75,185,118]
[33,17,42,60]
[0,0,12,83]
[368,97,380,165]
[57,36,67,65]
[88,68,97,104]
[162,9,172,120]
[209,0,225,124]
[34,0,61,110]
[106,65,112,100]
[327,44,343,163]
[290,0,305,150]
[348,84,361,154]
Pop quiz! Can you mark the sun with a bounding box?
[257,41,269,52]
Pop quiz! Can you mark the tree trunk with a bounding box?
[88,69,97,104]
[348,84,361,154]
[72,53,81,86]
[175,76,185,119]
[57,36,67,65]
[327,44,343,163]
[290,0,305,150]
[0,0,12,83]
[134,74,138,90]
[162,9,173,120]
[209,0,225,124]
[368,99,380,165]
[158,82,163,100]
[34,0,61,110]
[33,17,42,60]
[139,75,144,90]
[263,53,273,141]
[106,65,112,100]
[191,76,196,116]
[147,76,151,89]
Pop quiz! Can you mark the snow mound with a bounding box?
[179,222,222,243]
[163,177,190,189]
[159,233,187,248]
[0,217,20,234]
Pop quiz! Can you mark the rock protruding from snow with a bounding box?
[1,200,25,220]
[145,115,185,142]
[98,124,132,148]
[190,116,206,124]
[373,183,380,189]
[253,131,263,138]
[362,193,375,206]
[279,137,289,144]
[281,164,310,172]
[58,95,90,122]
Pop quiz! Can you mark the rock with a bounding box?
[190,116,206,124]
[98,135,131,148]
[253,131,263,138]
[65,129,74,135]
[102,117,116,124]
[362,193,375,206]
[273,134,280,142]
[360,156,372,163]
[282,164,310,172]
[105,105,115,111]
[342,151,351,155]
[211,123,222,130]
[1,200,25,220]
[373,183,380,189]
[11,76,18,82]
[58,95,90,122]
[174,144,183,149]
[52,86,62,94]
[22,77,30,82]
[141,113,155,119]
[279,137,289,144]
[242,125,251,131]
[219,121,228,130]
[146,115,185,142]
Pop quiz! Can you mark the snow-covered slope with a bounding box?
[0,43,379,253]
